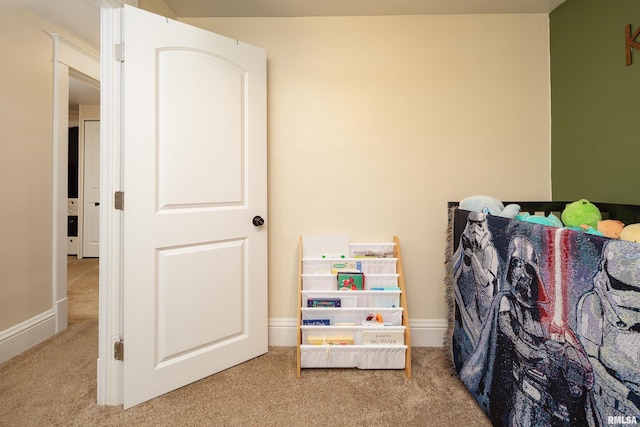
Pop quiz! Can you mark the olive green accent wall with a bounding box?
[550,0,640,204]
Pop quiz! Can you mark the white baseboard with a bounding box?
[0,310,57,364]
[56,297,68,332]
[0,315,447,364]
[268,318,299,346]
[406,318,448,347]
[268,317,447,347]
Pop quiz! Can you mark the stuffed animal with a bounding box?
[561,199,602,229]
[516,212,563,228]
[620,223,640,243]
[577,225,604,237]
[596,219,625,239]
[458,195,521,219]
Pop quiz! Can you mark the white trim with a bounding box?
[55,36,99,80]
[51,35,68,335]
[408,318,448,347]
[95,0,136,407]
[51,24,107,404]
[90,0,128,7]
[0,311,56,364]
[51,33,102,336]
[268,317,447,348]
[97,4,123,406]
[56,297,68,330]
[268,318,299,347]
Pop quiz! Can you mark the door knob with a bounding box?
[252,216,265,227]
[94,202,100,206]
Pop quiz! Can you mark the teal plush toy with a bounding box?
[561,199,602,229]
[459,195,521,219]
[516,212,564,228]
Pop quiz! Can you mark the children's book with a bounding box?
[337,272,364,290]
[307,298,341,308]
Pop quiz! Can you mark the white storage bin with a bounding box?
[302,274,398,291]
[300,345,407,369]
[349,243,396,258]
[302,274,337,291]
[301,307,403,326]
[357,258,397,274]
[302,259,337,274]
[364,291,400,308]
[364,274,399,289]
[302,290,400,308]
[302,258,397,275]
[301,326,406,345]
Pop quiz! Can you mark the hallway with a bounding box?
[67,256,99,324]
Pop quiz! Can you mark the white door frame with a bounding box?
[51,0,126,406]
[51,34,100,333]
[96,3,124,405]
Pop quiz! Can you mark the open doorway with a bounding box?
[67,71,100,325]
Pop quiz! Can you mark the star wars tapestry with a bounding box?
[445,208,640,426]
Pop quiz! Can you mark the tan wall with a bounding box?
[80,105,100,121]
[0,9,56,330]
[182,15,553,321]
[0,7,554,339]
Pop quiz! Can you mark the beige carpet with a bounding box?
[66,256,100,325]
[0,257,490,427]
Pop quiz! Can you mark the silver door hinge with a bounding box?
[114,339,124,361]
[114,191,124,210]
[115,43,124,62]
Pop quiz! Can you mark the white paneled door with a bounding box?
[82,120,100,258]
[119,6,267,408]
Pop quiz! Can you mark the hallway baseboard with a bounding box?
[0,310,56,364]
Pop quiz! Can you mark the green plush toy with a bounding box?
[561,199,602,229]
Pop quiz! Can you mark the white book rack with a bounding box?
[296,235,411,378]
